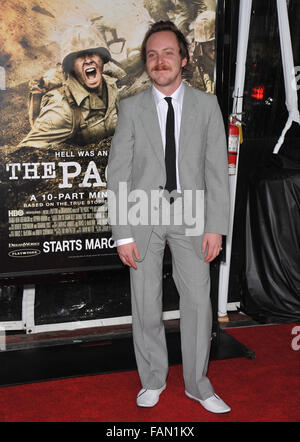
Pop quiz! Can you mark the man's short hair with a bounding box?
[141,21,190,65]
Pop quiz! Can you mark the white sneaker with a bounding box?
[136,384,166,407]
[185,391,231,414]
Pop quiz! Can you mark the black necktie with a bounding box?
[164,97,177,193]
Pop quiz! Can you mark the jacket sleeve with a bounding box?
[204,95,230,235]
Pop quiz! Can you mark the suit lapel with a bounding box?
[139,88,165,169]
[178,84,197,163]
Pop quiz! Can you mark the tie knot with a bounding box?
[164,97,172,106]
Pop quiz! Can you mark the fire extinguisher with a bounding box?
[228,116,240,175]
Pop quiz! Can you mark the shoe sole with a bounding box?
[185,390,231,414]
[137,384,166,408]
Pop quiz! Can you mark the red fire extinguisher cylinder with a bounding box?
[228,118,240,175]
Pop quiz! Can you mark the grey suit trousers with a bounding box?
[129,200,214,401]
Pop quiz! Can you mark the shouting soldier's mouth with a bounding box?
[85,67,97,79]
[82,64,101,88]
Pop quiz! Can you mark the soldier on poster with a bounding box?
[19,24,119,149]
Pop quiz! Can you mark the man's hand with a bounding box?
[117,242,140,270]
[201,233,222,263]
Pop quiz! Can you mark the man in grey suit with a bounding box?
[107,21,230,413]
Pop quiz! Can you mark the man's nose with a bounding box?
[157,53,165,65]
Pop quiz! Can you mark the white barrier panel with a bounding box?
[218,0,253,317]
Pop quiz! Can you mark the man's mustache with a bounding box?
[151,65,171,72]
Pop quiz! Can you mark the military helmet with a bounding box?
[194,10,216,43]
[61,25,111,73]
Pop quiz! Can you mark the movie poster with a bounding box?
[0,0,217,276]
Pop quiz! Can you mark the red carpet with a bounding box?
[0,323,299,422]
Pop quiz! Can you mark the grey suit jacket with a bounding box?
[107,83,230,260]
